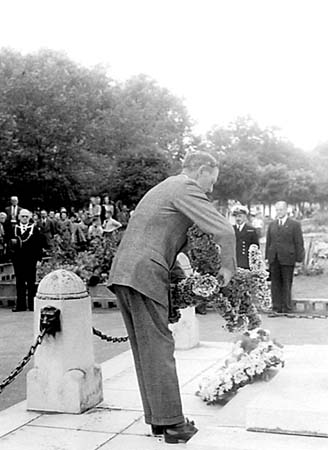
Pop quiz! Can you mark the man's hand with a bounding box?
[219,267,233,286]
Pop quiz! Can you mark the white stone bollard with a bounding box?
[170,306,200,350]
[169,253,200,350]
[26,269,103,413]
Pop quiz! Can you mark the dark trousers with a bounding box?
[269,259,295,312]
[113,285,184,426]
[12,258,37,311]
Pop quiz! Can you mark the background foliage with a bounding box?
[0,49,327,210]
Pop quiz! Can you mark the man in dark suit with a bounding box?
[5,196,22,229]
[38,209,56,253]
[265,201,304,313]
[232,205,259,269]
[108,151,236,443]
[8,209,43,312]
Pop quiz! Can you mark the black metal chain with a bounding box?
[0,328,47,395]
[92,327,129,343]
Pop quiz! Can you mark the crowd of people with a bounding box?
[0,195,133,262]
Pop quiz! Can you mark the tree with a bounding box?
[213,152,259,205]
[108,74,193,161]
[286,169,317,210]
[0,49,117,208]
[256,164,290,209]
[108,146,172,206]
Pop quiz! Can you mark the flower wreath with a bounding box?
[170,225,271,332]
[196,328,284,405]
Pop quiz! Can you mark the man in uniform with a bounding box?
[232,205,259,269]
[108,151,236,444]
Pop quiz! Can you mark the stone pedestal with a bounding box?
[170,306,200,350]
[170,253,200,350]
[27,269,103,413]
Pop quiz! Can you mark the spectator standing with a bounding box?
[102,210,122,234]
[57,208,73,245]
[9,209,43,312]
[101,194,115,223]
[71,215,87,250]
[88,217,103,240]
[0,212,9,262]
[38,209,56,253]
[89,196,101,224]
[232,205,259,269]
[5,196,22,229]
[116,204,130,229]
[265,201,305,314]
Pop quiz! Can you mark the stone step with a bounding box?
[292,298,328,314]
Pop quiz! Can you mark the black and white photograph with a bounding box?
[1,1,328,449]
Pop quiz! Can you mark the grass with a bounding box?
[292,257,328,299]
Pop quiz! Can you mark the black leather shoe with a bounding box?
[151,425,165,435]
[164,418,198,444]
[12,307,27,312]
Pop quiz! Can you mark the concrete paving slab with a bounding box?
[98,434,188,449]
[29,408,142,434]
[102,366,139,391]
[0,425,113,450]
[100,388,143,411]
[0,401,41,438]
[247,368,328,437]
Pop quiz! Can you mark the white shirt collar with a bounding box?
[237,223,245,231]
[278,216,288,225]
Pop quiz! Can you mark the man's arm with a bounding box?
[265,223,272,261]
[173,181,236,281]
[293,221,305,263]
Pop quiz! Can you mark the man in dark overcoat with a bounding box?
[9,209,43,312]
[232,205,259,269]
[108,151,236,443]
[265,201,304,313]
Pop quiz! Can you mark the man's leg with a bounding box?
[12,260,27,311]
[269,259,283,312]
[26,261,37,311]
[280,265,295,312]
[114,285,184,426]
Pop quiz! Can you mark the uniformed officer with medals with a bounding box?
[232,205,259,269]
[9,209,43,312]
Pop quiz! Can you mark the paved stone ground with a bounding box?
[1,307,328,412]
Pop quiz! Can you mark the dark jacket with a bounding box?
[8,223,43,263]
[265,218,304,265]
[233,223,259,269]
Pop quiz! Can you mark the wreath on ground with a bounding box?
[170,225,271,332]
[196,328,284,405]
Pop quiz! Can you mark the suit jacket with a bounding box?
[38,218,55,248]
[5,205,22,224]
[8,223,43,263]
[265,218,304,265]
[108,174,236,305]
[233,223,259,269]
